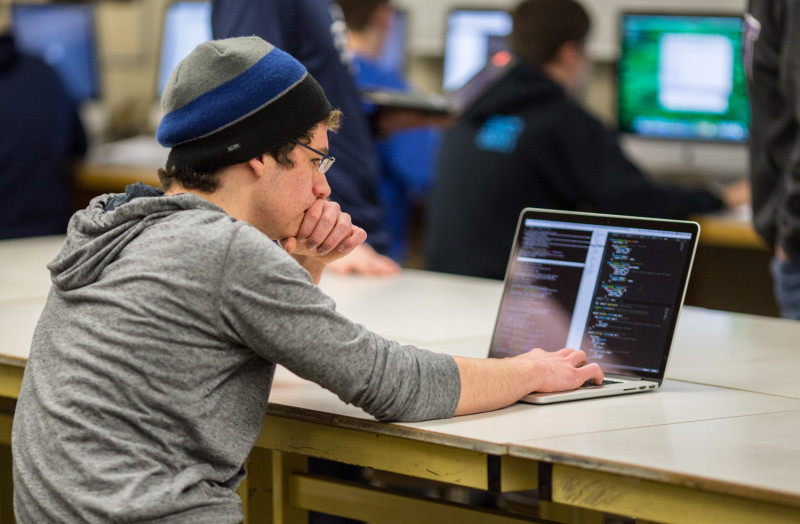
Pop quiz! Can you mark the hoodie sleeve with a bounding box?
[214,224,461,422]
[550,105,724,219]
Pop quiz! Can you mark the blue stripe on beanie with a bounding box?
[157,46,306,147]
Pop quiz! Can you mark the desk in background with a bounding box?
[72,136,164,206]
[1,235,800,523]
[688,210,777,317]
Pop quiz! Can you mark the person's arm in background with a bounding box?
[551,105,747,219]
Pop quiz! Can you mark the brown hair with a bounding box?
[510,0,590,67]
[158,109,342,192]
[337,0,390,32]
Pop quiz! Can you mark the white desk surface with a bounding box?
[0,235,61,304]
[508,409,800,506]
[319,269,502,344]
[669,307,800,399]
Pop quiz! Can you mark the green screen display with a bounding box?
[617,13,750,143]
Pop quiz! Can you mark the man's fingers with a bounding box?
[315,212,353,254]
[580,363,604,384]
[566,349,589,368]
[296,199,325,242]
[281,237,297,254]
[302,201,350,253]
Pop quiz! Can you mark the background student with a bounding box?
[425,0,750,281]
[339,0,448,262]
[746,0,800,320]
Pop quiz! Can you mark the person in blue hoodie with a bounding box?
[426,0,749,281]
[339,0,447,263]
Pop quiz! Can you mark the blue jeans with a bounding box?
[771,257,800,320]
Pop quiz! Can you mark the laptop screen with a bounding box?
[489,209,699,381]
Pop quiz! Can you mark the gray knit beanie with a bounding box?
[157,36,333,172]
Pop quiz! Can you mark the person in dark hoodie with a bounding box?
[425,0,749,281]
[745,1,800,320]
[11,37,604,523]
[0,29,87,239]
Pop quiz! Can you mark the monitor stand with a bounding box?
[620,135,749,183]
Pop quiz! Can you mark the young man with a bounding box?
[746,0,800,320]
[11,37,603,522]
[426,0,750,281]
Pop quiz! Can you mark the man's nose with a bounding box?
[313,170,331,199]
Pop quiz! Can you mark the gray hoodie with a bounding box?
[12,185,460,523]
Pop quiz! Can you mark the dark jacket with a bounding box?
[0,34,87,239]
[426,59,723,280]
[211,0,390,253]
[747,0,800,261]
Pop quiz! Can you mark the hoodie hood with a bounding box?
[462,58,566,122]
[49,183,225,291]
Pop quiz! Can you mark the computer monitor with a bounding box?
[157,0,212,96]
[617,12,750,143]
[442,8,512,92]
[373,8,408,77]
[12,3,101,103]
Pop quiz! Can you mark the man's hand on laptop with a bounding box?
[522,348,604,392]
[452,348,604,416]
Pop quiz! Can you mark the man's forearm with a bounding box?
[452,349,604,416]
[452,356,529,416]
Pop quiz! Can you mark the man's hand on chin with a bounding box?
[279,199,367,283]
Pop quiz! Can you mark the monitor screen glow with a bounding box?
[617,13,750,143]
[442,9,511,92]
[12,3,100,103]
[158,1,212,96]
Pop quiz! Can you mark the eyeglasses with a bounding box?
[291,139,336,174]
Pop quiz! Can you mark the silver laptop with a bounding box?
[359,52,517,116]
[488,208,700,404]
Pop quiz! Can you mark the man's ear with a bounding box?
[247,155,268,177]
[555,40,583,71]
